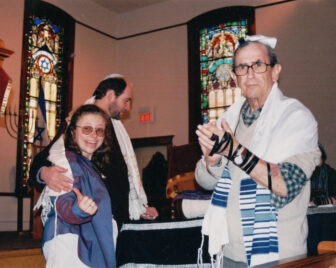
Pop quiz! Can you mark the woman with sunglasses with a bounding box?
[42,104,116,268]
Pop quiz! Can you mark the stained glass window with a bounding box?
[14,1,74,233]
[187,6,255,142]
[200,21,248,123]
[17,1,74,200]
[21,16,63,188]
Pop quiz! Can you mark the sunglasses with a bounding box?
[76,125,105,137]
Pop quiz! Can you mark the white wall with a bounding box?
[0,0,27,231]
[117,26,189,145]
[73,24,118,109]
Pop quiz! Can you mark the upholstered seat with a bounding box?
[318,241,336,254]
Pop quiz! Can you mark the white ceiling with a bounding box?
[90,0,169,14]
[89,0,286,14]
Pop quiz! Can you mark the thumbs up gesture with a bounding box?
[73,188,98,215]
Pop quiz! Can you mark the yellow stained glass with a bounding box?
[29,77,39,97]
[21,15,66,188]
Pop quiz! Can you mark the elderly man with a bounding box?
[195,35,320,267]
[31,74,158,232]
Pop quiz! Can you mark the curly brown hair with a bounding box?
[64,104,113,169]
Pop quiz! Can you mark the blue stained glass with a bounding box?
[51,24,59,33]
[33,18,59,33]
[33,18,44,25]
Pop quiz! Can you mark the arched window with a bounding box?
[16,0,74,231]
[188,6,255,141]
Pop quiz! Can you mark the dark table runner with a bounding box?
[116,218,210,267]
[307,206,336,256]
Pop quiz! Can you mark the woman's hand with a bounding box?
[73,188,98,215]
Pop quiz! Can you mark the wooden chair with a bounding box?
[318,241,336,254]
[167,142,202,179]
[165,143,211,219]
[166,171,196,199]
[166,142,202,199]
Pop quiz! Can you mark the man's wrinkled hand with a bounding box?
[196,118,239,160]
[196,121,222,165]
[141,206,158,220]
[41,165,72,192]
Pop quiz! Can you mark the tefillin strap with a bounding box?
[209,132,234,159]
[207,131,260,177]
[243,155,259,174]
[209,132,259,175]
[205,132,233,179]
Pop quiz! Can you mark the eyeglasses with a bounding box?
[76,126,105,137]
[234,61,272,76]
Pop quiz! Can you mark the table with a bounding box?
[116,218,210,267]
[255,252,336,267]
[116,206,336,267]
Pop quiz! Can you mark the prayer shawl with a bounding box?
[33,134,73,223]
[111,118,147,219]
[201,82,318,267]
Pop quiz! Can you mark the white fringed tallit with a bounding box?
[111,119,147,220]
[33,135,73,225]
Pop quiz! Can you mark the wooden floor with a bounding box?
[0,231,41,251]
[0,231,45,268]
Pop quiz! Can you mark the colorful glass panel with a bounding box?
[200,20,248,123]
[22,16,64,187]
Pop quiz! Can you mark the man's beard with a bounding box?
[112,113,121,120]
[108,103,121,120]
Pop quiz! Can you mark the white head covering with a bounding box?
[104,73,124,80]
[236,34,277,50]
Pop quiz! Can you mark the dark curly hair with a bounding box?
[64,104,113,170]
